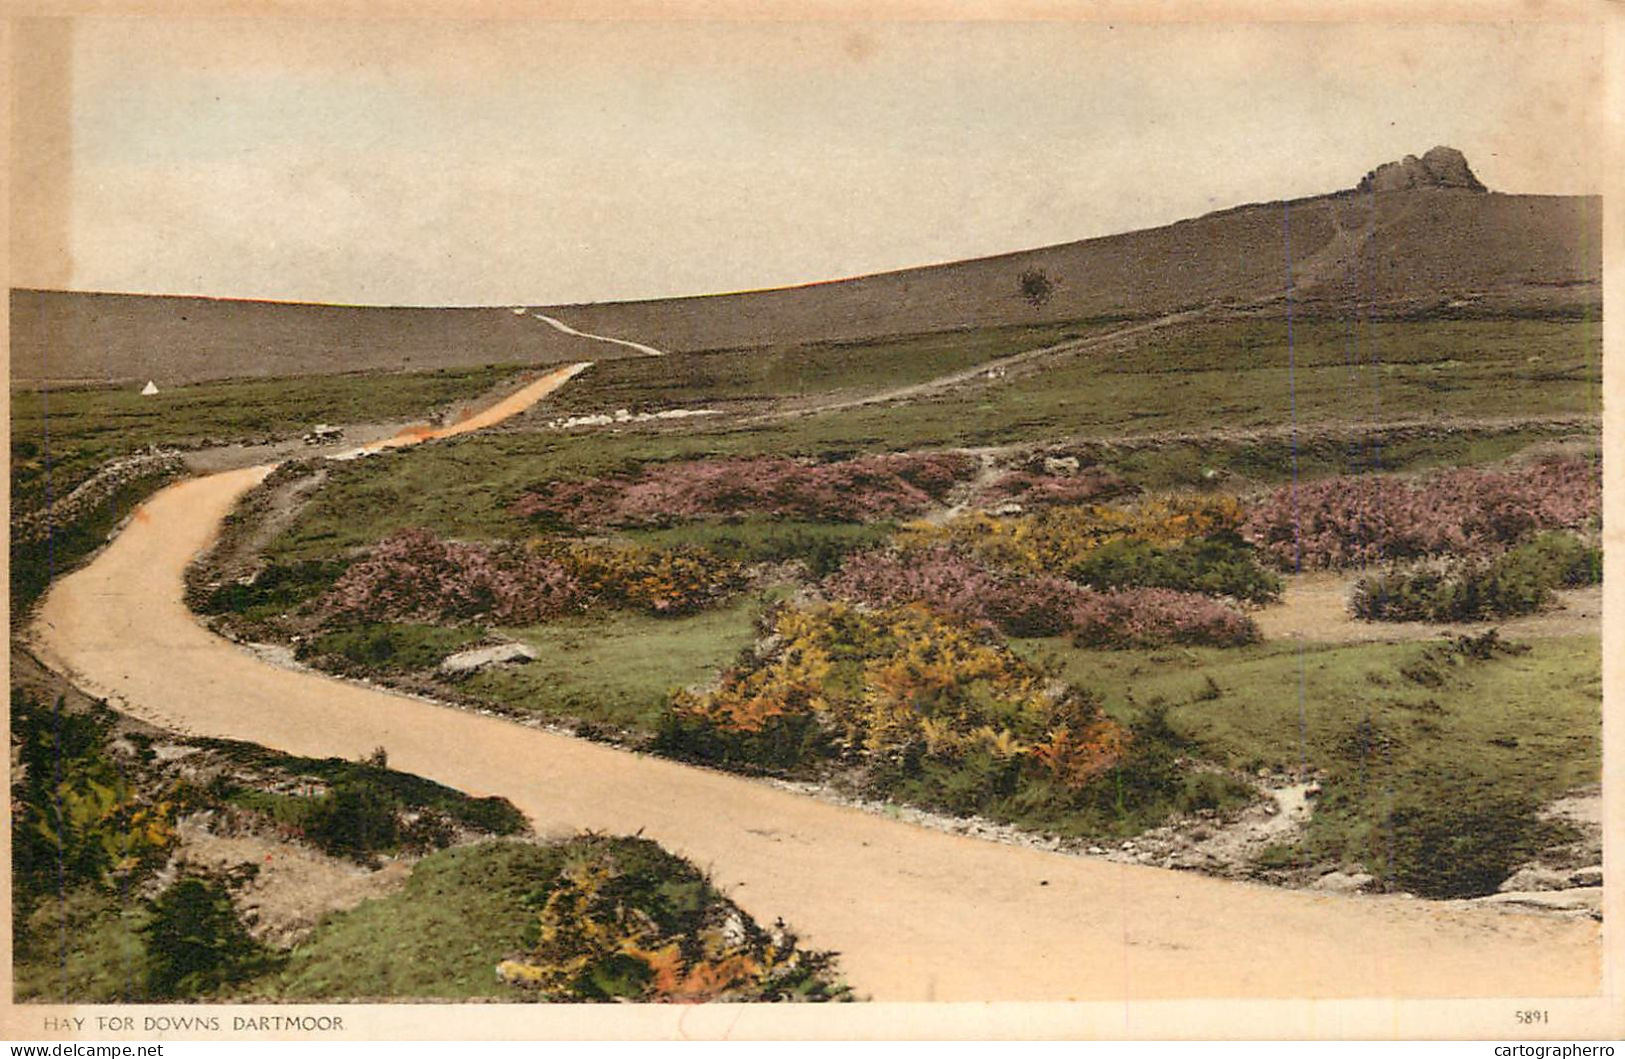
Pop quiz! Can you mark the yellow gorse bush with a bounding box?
[900,495,1246,575]
[496,843,826,1002]
[30,775,177,880]
[672,602,1127,785]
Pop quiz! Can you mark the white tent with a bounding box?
[140,380,159,395]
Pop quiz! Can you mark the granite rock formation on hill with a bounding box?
[1356,146,1487,193]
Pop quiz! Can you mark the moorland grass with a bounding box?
[10,365,523,616]
[11,364,519,507]
[12,888,153,1003]
[260,316,1599,564]
[459,594,771,733]
[542,320,1117,412]
[1014,632,1600,886]
[246,841,566,1001]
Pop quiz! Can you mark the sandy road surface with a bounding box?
[27,366,1602,1002]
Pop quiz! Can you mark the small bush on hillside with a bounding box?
[1244,457,1600,570]
[661,601,1209,837]
[142,874,273,999]
[1065,531,1282,603]
[510,452,976,528]
[302,778,403,861]
[1351,533,1602,623]
[1018,269,1055,308]
[196,559,350,616]
[1511,531,1604,588]
[873,706,1229,840]
[296,623,487,676]
[660,602,1125,783]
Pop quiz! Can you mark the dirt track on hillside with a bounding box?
[28,366,1603,1002]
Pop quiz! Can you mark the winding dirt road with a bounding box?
[27,364,1602,1002]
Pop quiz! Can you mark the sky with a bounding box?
[11,17,1606,307]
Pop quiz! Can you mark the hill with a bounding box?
[7,293,613,387]
[10,147,1600,385]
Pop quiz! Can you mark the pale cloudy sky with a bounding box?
[13,17,1605,306]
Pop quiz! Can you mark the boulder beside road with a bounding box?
[438,642,539,678]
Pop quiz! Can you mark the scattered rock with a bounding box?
[1311,870,1375,894]
[438,642,539,677]
[1497,866,1570,894]
[1477,887,1602,918]
[1568,865,1603,888]
[1042,455,1081,476]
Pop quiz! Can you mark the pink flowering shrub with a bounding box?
[1069,588,1260,649]
[323,530,745,624]
[1243,457,1600,570]
[823,547,1086,637]
[325,529,582,625]
[975,468,1129,509]
[510,452,976,528]
[824,547,1257,646]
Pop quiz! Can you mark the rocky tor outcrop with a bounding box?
[1357,145,1487,193]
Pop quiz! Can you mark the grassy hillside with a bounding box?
[13,185,1600,385]
[548,189,1599,352]
[10,290,612,386]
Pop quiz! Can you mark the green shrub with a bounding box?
[1066,531,1282,603]
[1252,843,1305,871]
[1352,533,1601,623]
[1381,797,1551,899]
[297,623,486,676]
[866,705,1203,840]
[654,708,833,773]
[1177,771,1253,814]
[302,779,402,861]
[196,559,350,616]
[142,875,273,998]
[197,741,528,841]
[1513,531,1603,588]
